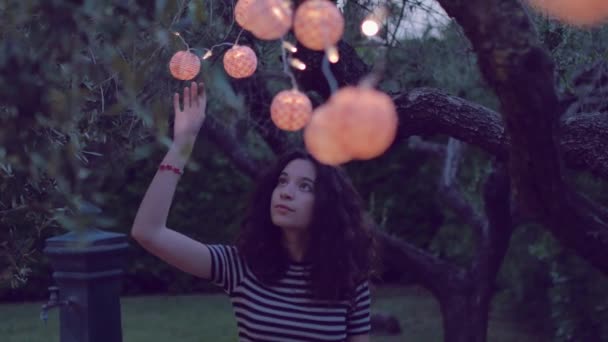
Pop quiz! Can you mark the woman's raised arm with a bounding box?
[131,82,213,279]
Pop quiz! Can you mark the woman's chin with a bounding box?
[272,219,293,229]
[271,217,304,231]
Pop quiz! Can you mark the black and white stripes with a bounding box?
[206,244,371,341]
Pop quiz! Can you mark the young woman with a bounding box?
[131,82,377,342]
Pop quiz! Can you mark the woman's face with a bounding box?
[270,158,317,232]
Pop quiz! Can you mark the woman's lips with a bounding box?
[274,204,294,212]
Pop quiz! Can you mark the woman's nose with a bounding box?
[280,185,295,199]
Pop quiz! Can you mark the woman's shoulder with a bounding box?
[206,243,238,253]
[206,244,246,263]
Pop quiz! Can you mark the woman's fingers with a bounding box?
[198,82,206,103]
[183,86,191,109]
[173,92,181,113]
[190,82,198,108]
[175,82,205,113]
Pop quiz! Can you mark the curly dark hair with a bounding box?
[235,149,379,303]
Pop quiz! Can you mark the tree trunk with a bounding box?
[440,289,492,342]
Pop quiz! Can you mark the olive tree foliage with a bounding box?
[0,0,257,289]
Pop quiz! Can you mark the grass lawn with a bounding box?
[0,285,545,342]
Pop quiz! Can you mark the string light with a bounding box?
[326,45,339,63]
[281,38,299,90]
[322,54,338,94]
[193,29,245,63]
[361,20,380,36]
[289,57,306,70]
[361,5,388,37]
[202,50,213,60]
[198,42,236,61]
[173,31,190,50]
[282,40,298,53]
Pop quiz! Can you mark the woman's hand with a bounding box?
[173,81,207,146]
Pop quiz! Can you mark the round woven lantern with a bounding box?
[248,0,293,40]
[223,45,258,79]
[270,89,312,131]
[304,104,352,165]
[169,51,201,81]
[527,0,608,26]
[293,0,344,51]
[329,86,398,160]
[235,0,256,31]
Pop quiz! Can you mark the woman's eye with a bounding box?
[278,178,287,185]
[300,183,313,192]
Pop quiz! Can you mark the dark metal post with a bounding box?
[42,227,129,342]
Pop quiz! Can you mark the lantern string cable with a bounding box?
[200,25,242,60]
[208,42,235,50]
[234,28,245,45]
[173,0,240,59]
[322,54,338,94]
[281,37,299,90]
[317,9,339,94]
[201,42,236,59]
[173,32,190,51]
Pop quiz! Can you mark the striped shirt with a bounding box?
[206,244,371,342]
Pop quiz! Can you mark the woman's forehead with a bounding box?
[281,159,316,181]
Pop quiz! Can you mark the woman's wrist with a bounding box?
[164,139,195,168]
[172,135,197,149]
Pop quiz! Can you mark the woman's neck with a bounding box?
[282,230,309,263]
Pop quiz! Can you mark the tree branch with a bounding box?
[439,139,486,251]
[372,229,464,298]
[393,87,608,181]
[201,115,264,180]
[407,136,446,158]
[472,161,513,283]
[435,0,608,273]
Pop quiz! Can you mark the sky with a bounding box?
[339,0,451,39]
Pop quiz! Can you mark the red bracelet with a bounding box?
[159,164,183,175]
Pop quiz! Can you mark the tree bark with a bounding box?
[433,141,513,342]
[435,0,608,274]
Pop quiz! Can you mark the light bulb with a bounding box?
[282,40,298,53]
[202,50,213,60]
[361,19,380,36]
[326,45,339,63]
[289,58,306,70]
[361,5,387,37]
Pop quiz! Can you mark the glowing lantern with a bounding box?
[248,0,293,40]
[304,86,398,164]
[330,86,398,160]
[270,89,312,131]
[304,104,352,165]
[293,0,344,51]
[223,45,258,79]
[527,0,608,26]
[169,50,201,81]
[235,0,256,31]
